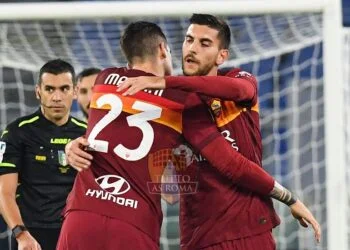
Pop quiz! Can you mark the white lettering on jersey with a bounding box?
[88,94,161,161]
[104,73,164,96]
[221,130,239,151]
[0,141,6,163]
[86,189,138,209]
[235,71,252,78]
[104,73,128,86]
[85,174,138,209]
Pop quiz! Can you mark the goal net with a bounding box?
[0,1,346,250]
[343,28,350,250]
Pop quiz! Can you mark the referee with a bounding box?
[0,59,86,250]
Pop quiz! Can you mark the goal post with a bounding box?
[344,26,350,250]
[0,1,325,20]
[0,1,347,250]
[322,1,347,250]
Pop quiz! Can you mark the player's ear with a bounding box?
[216,49,229,66]
[126,63,133,69]
[159,42,168,60]
[73,85,78,100]
[35,84,41,100]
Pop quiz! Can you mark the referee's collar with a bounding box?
[35,108,72,128]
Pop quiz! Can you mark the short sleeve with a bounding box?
[0,124,22,174]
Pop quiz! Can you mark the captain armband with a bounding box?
[269,181,297,206]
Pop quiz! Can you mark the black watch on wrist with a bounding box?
[11,225,27,238]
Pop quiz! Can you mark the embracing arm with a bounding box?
[182,94,321,242]
[198,137,299,206]
[183,93,273,195]
[117,69,257,104]
[197,134,275,195]
[165,71,256,103]
[184,132,321,241]
[182,98,321,241]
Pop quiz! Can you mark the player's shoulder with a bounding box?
[96,67,153,85]
[100,66,128,75]
[224,68,257,88]
[100,67,152,76]
[68,116,87,131]
[96,67,127,80]
[224,68,254,78]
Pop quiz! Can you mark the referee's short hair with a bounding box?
[38,59,76,85]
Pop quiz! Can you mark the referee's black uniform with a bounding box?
[0,109,86,250]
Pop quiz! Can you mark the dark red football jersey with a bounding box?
[173,69,281,249]
[65,67,276,246]
[64,67,223,243]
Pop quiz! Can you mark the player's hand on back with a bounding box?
[17,231,41,250]
[117,76,166,96]
[66,136,93,172]
[290,199,321,243]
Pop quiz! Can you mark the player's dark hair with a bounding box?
[120,21,168,64]
[38,59,76,85]
[189,13,231,49]
[77,67,101,82]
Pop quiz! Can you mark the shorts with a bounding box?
[198,231,276,250]
[56,210,159,250]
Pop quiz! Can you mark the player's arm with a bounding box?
[0,127,41,249]
[165,69,256,103]
[65,136,93,171]
[182,94,321,242]
[182,94,296,200]
[198,136,300,206]
[117,69,256,104]
[182,93,272,195]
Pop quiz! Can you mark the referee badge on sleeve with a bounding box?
[0,141,6,163]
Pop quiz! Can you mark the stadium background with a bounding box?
[0,1,349,249]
